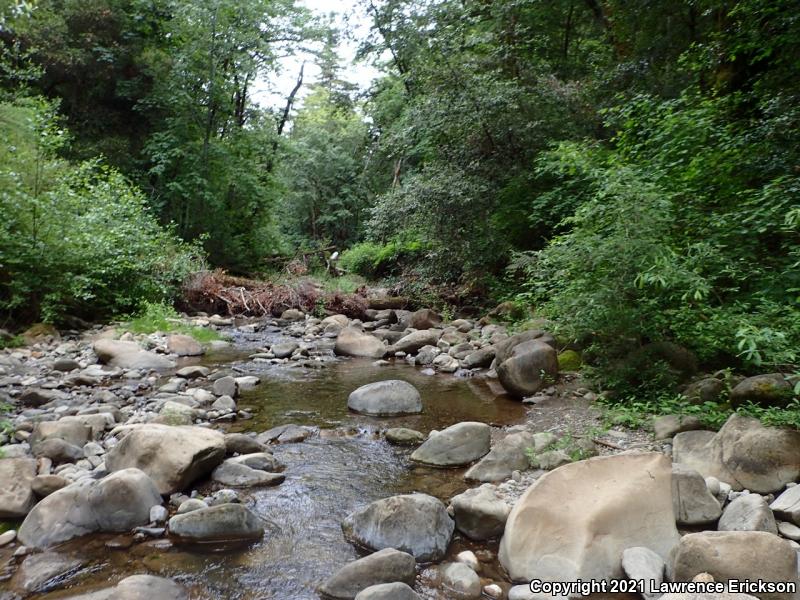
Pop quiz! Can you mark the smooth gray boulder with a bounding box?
[450,484,511,540]
[654,414,705,440]
[730,373,793,408]
[672,463,722,525]
[104,424,226,494]
[354,583,421,600]
[318,548,416,599]
[494,330,556,364]
[18,468,161,549]
[460,347,495,369]
[167,334,203,357]
[410,422,490,467]
[464,431,534,482]
[718,494,777,534]
[348,380,422,417]
[13,552,84,593]
[771,485,800,525]
[211,460,284,487]
[385,428,425,445]
[496,340,558,398]
[621,547,664,599]
[438,562,480,598]
[0,457,37,518]
[224,433,267,455]
[168,503,263,542]
[93,339,175,370]
[61,574,188,599]
[342,494,454,562]
[335,327,387,358]
[390,330,442,354]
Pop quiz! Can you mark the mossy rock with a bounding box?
[22,323,60,343]
[558,350,582,371]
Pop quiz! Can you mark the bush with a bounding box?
[339,238,426,278]
[121,302,222,343]
[0,97,204,324]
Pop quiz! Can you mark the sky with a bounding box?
[251,0,383,109]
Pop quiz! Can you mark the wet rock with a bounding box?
[499,453,679,582]
[176,366,210,379]
[385,428,425,446]
[410,422,490,467]
[177,498,208,514]
[450,484,511,540]
[718,494,777,534]
[621,547,664,598]
[771,485,800,525]
[318,548,417,599]
[167,334,203,357]
[354,583,420,600]
[61,574,188,599]
[224,433,267,455]
[271,341,299,359]
[211,460,284,487]
[342,493,454,562]
[228,452,283,472]
[0,457,37,517]
[654,415,705,440]
[211,395,236,412]
[496,340,558,398]
[155,400,196,426]
[13,552,84,593]
[212,375,238,398]
[31,474,69,498]
[257,424,314,444]
[730,373,793,408]
[168,503,263,542]
[438,562,480,598]
[18,468,161,548]
[432,354,459,373]
[335,327,387,359]
[390,330,443,355]
[672,464,722,525]
[348,380,422,417]
[281,308,305,321]
[0,529,16,546]
[104,424,226,495]
[461,347,495,369]
[670,531,797,599]
[673,414,800,493]
[93,339,175,370]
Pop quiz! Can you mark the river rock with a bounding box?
[18,468,161,548]
[391,330,442,354]
[621,547,664,598]
[465,431,534,482]
[385,428,425,445]
[31,474,69,497]
[670,531,797,599]
[673,414,800,493]
[93,339,175,370]
[19,387,68,407]
[410,309,442,330]
[496,340,558,398]
[683,377,726,404]
[0,457,37,517]
[318,548,417,599]
[410,422,490,467]
[438,562,481,598]
[31,420,92,450]
[168,503,263,542]
[461,347,495,369]
[212,375,238,397]
[335,327,387,358]
[104,424,226,494]
[494,330,556,365]
[499,453,679,582]
[718,494,777,534]
[211,460,284,487]
[672,463,722,525]
[224,433,267,455]
[342,493,454,562]
[61,574,188,600]
[654,414,705,440]
[167,334,203,357]
[228,452,283,472]
[354,583,421,600]
[771,485,800,525]
[272,341,299,358]
[348,380,422,416]
[176,365,210,379]
[729,373,793,408]
[257,423,314,444]
[13,551,84,592]
[432,353,459,372]
[450,484,511,540]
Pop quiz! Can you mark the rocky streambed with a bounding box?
[1,307,799,600]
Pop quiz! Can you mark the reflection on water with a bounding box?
[20,344,526,600]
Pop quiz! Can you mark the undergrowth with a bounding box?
[120,302,223,342]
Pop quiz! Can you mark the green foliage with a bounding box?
[0,97,203,324]
[122,301,223,343]
[557,350,582,371]
[339,238,427,279]
[0,335,25,349]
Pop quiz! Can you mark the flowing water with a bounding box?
[11,328,528,599]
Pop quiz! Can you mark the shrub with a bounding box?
[339,238,426,278]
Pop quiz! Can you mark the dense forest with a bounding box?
[1,0,798,396]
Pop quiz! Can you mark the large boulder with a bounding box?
[168,503,263,542]
[104,424,226,495]
[410,422,490,467]
[499,453,679,582]
[18,468,161,549]
[494,330,556,365]
[342,494,454,562]
[450,484,511,540]
[496,340,558,398]
[409,309,442,330]
[61,575,188,600]
[335,327,387,359]
[318,548,416,599]
[0,457,37,518]
[464,431,534,482]
[771,485,800,525]
[390,330,442,355]
[347,380,422,417]
[717,494,777,534]
[12,551,84,593]
[167,334,203,357]
[670,531,797,600]
[673,414,800,493]
[460,347,496,369]
[354,583,420,600]
[672,464,722,525]
[30,420,92,449]
[93,339,175,370]
[729,373,793,408]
